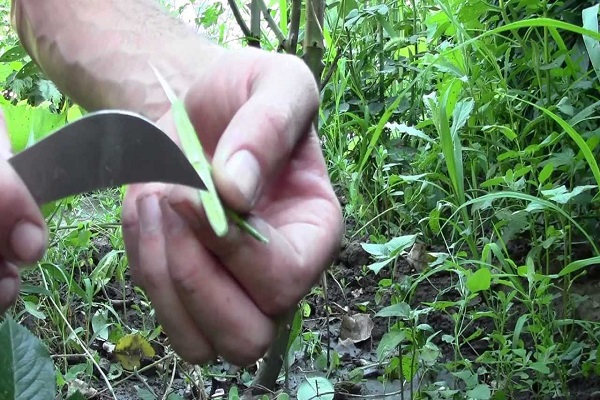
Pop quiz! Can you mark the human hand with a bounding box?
[121,47,344,366]
[0,111,48,315]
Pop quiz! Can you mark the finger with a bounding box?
[168,133,344,317]
[0,110,47,264]
[136,193,216,363]
[0,262,20,314]
[185,52,320,212]
[160,199,276,366]
[121,185,143,286]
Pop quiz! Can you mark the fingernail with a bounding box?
[10,221,46,262]
[225,150,261,206]
[139,195,162,232]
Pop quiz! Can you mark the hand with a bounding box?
[121,47,344,366]
[0,111,48,315]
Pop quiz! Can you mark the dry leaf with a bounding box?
[406,243,434,271]
[339,313,374,343]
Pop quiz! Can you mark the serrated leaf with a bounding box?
[0,317,56,400]
[36,79,62,104]
[297,377,334,400]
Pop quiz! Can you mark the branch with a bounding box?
[257,0,286,45]
[285,0,302,55]
[249,0,261,47]
[226,0,255,44]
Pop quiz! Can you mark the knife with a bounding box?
[8,110,207,205]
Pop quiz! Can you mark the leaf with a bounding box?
[339,313,374,343]
[466,267,492,292]
[376,330,406,362]
[451,97,475,138]
[297,377,335,400]
[386,234,418,255]
[366,258,394,274]
[465,384,491,399]
[66,392,87,400]
[538,162,554,185]
[35,79,62,104]
[582,5,600,84]
[0,45,27,62]
[113,333,156,371]
[0,317,56,400]
[375,302,411,319]
[386,121,434,143]
[541,185,596,204]
[558,256,600,277]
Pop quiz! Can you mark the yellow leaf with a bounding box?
[113,334,155,371]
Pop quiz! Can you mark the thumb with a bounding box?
[185,54,320,213]
[0,110,47,264]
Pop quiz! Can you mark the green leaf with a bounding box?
[375,302,411,319]
[0,318,56,400]
[558,256,600,277]
[529,362,550,374]
[0,45,27,62]
[538,162,554,185]
[66,392,86,400]
[465,384,491,399]
[376,330,406,362]
[297,377,334,400]
[466,267,492,292]
[386,234,418,255]
[3,103,65,153]
[451,97,474,138]
[366,258,394,274]
[541,185,596,204]
[582,5,600,83]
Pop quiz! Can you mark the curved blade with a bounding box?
[8,110,206,205]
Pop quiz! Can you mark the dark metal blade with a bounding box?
[8,110,206,205]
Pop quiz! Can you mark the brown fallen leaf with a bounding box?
[339,313,374,343]
[406,242,435,272]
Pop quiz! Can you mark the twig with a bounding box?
[321,50,343,90]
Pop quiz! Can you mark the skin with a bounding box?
[1,0,344,366]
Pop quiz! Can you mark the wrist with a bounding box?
[10,0,227,121]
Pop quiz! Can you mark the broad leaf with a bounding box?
[466,267,492,292]
[0,318,56,400]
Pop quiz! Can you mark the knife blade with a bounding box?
[8,110,207,205]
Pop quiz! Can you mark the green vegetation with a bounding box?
[2,0,600,399]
